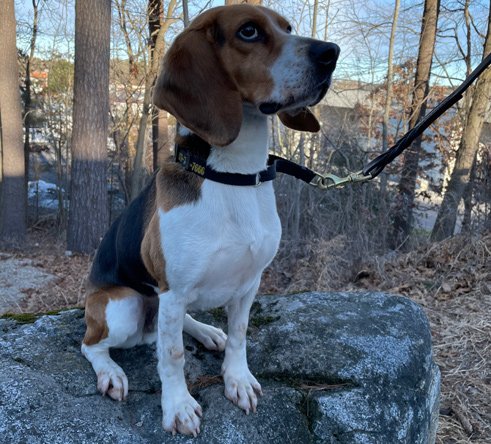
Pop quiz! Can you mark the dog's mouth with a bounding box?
[258,102,284,114]
[259,76,333,116]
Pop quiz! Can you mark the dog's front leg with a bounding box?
[157,290,202,436]
[222,285,262,414]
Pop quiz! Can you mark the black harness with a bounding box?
[175,144,317,186]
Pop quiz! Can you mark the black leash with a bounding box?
[362,52,491,180]
[175,52,491,189]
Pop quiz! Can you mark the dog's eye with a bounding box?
[286,25,292,34]
[237,23,261,42]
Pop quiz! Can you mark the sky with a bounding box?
[15,0,490,86]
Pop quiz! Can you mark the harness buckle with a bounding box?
[176,147,191,169]
[309,170,372,189]
[254,173,262,187]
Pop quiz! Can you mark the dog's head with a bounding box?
[153,4,339,146]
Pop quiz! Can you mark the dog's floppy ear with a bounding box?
[153,26,242,147]
[278,108,320,132]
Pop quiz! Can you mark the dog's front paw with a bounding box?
[162,392,202,437]
[96,366,128,401]
[195,323,227,351]
[223,368,262,414]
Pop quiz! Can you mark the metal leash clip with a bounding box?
[309,170,373,189]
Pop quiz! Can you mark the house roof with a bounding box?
[322,79,491,123]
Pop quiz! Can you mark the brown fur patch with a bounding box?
[141,211,168,292]
[140,156,203,290]
[156,162,203,212]
[207,5,287,103]
[83,287,138,346]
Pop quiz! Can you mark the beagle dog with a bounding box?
[81,4,339,437]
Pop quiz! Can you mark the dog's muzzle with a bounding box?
[259,40,340,115]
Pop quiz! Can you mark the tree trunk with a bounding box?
[431,9,491,241]
[23,0,39,192]
[311,0,319,39]
[461,154,477,233]
[390,0,440,249]
[115,0,137,79]
[131,0,177,199]
[131,89,152,200]
[182,0,189,26]
[67,0,111,254]
[381,0,401,194]
[152,108,171,169]
[149,0,171,171]
[0,0,27,245]
[323,0,331,41]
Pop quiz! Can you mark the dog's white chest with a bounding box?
[159,180,281,309]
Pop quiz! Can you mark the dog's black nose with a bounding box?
[309,42,340,67]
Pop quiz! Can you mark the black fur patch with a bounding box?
[89,176,158,296]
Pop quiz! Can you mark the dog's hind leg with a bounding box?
[81,287,148,401]
[183,314,227,351]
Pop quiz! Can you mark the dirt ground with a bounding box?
[1,229,489,443]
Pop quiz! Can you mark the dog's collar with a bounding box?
[175,145,277,186]
[175,144,319,187]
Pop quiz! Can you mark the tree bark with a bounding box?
[182,0,189,27]
[67,0,111,254]
[323,0,331,41]
[311,0,319,39]
[149,0,171,171]
[131,0,177,199]
[115,0,137,79]
[390,0,440,249]
[0,0,27,245]
[461,154,477,233]
[23,0,39,192]
[381,0,401,194]
[431,8,491,241]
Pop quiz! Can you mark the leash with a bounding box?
[309,52,491,189]
[175,52,491,189]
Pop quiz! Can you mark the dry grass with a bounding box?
[2,229,490,443]
[0,229,91,312]
[262,235,355,294]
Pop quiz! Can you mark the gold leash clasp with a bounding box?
[309,170,372,190]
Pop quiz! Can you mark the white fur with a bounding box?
[207,106,269,174]
[184,314,227,351]
[82,297,229,409]
[156,108,282,435]
[82,296,144,402]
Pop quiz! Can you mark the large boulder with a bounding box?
[0,292,440,443]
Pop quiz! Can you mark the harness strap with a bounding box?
[175,145,317,186]
[176,145,274,186]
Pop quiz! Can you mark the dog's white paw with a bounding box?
[193,323,227,351]
[223,368,262,414]
[162,392,202,437]
[96,365,128,401]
